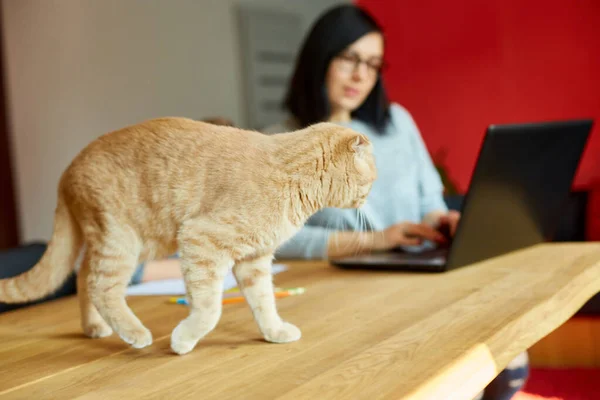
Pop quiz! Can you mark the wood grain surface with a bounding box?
[1,242,599,399]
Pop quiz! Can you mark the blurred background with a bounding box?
[0,0,598,247]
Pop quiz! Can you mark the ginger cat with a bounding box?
[0,117,376,354]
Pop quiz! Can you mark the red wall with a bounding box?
[358,0,600,193]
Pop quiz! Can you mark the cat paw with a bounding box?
[119,327,153,349]
[170,322,200,355]
[263,322,302,343]
[83,322,113,339]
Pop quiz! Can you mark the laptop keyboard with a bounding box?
[392,247,449,258]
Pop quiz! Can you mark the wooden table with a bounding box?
[1,243,600,400]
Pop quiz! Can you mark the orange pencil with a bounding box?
[221,288,305,305]
[169,287,305,306]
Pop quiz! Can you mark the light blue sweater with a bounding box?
[265,103,448,260]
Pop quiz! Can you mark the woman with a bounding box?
[266,5,528,400]
[264,5,458,260]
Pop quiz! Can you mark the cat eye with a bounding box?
[334,51,385,77]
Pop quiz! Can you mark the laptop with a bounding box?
[332,119,594,272]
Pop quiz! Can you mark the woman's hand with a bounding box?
[327,216,458,259]
[437,210,461,237]
[374,222,448,250]
[327,222,444,259]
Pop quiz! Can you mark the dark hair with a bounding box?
[284,4,390,133]
[200,116,235,127]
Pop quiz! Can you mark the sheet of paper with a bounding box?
[126,264,287,296]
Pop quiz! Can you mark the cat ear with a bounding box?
[349,134,369,153]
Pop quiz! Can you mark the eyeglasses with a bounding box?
[334,52,385,77]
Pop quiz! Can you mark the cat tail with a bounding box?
[0,194,82,303]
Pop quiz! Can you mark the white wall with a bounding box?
[1,0,346,242]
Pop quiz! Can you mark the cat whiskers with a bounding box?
[353,209,363,257]
[323,212,341,252]
[357,207,379,256]
[324,209,372,257]
[342,213,359,254]
[352,207,368,257]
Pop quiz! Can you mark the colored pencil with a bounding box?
[169,287,305,306]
